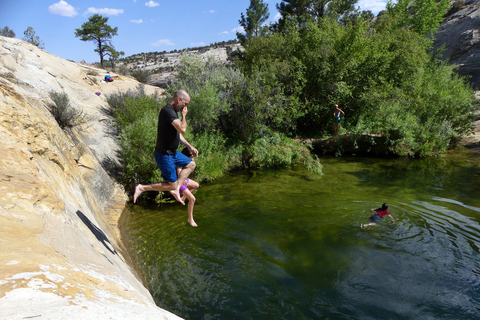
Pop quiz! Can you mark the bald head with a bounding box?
[170,89,191,112]
[173,90,189,101]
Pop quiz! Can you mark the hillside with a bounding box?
[117,42,242,88]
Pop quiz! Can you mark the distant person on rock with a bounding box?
[133,90,198,205]
[333,104,345,136]
[361,203,395,229]
[173,147,200,227]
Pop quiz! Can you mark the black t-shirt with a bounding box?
[155,104,179,154]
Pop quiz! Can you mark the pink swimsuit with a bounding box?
[179,178,190,195]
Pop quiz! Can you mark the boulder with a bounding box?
[0,36,181,319]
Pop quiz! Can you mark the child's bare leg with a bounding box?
[184,190,197,227]
[362,222,377,229]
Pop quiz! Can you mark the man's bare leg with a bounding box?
[134,181,184,205]
[175,161,196,193]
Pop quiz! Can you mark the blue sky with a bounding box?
[0,0,388,63]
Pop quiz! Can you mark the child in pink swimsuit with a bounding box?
[174,148,199,227]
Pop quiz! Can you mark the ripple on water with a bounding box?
[121,156,480,320]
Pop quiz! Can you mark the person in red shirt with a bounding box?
[361,203,395,229]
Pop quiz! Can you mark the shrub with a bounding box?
[49,91,85,128]
[245,130,322,174]
[130,68,153,84]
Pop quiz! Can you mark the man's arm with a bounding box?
[171,106,188,134]
[180,134,198,157]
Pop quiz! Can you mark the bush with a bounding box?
[49,91,85,128]
[130,68,153,84]
[246,130,322,174]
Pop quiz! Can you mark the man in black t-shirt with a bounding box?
[133,90,198,205]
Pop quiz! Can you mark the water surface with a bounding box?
[121,150,480,320]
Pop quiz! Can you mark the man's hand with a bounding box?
[182,106,188,119]
[189,146,199,157]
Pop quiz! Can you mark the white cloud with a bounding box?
[130,19,143,23]
[86,7,124,16]
[151,39,174,47]
[48,0,78,17]
[218,31,229,35]
[231,27,244,34]
[273,12,281,22]
[190,42,206,46]
[145,1,159,7]
[204,10,215,13]
[357,0,387,14]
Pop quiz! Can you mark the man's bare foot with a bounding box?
[188,218,198,227]
[133,184,143,203]
[170,189,185,205]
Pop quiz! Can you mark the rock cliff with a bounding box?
[433,0,480,89]
[0,36,181,319]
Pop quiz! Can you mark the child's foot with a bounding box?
[133,184,143,203]
[361,224,366,229]
[188,218,198,227]
[170,189,185,205]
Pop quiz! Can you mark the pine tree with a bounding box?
[75,14,118,67]
[237,0,270,44]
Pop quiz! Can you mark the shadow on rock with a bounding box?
[76,210,117,255]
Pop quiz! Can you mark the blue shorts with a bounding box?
[154,151,192,182]
[369,215,382,224]
[334,117,341,123]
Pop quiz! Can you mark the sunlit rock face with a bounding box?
[433,0,480,89]
[0,35,182,319]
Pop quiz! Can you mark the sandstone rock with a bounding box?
[0,36,181,319]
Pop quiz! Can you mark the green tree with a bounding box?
[274,0,357,31]
[240,16,476,155]
[23,26,44,49]
[0,26,15,37]
[386,0,451,36]
[237,0,270,45]
[105,46,124,69]
[75,14,118,67]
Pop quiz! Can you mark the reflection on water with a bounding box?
[121,150,480,320]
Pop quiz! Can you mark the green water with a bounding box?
[121,150,480,320]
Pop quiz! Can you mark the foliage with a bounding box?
[237,0,270,45]
[23,26,44,49]
[386,0,451,36]
[130,68,153,84]
[108,88,163,185]
[75,14,118,67]
[49,91,85,128]
[0,26,15,37]
[274,0,357,31]
[105,46,125,69]
[246,130,322,175]
[240,14,476,156]
[109,55,323,187]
